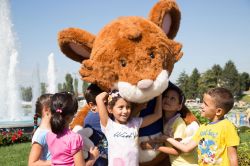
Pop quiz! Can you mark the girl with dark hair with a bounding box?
[141,84,199,166]
[28,93,53,166]
[46,92,99,166]
[96,90,162,166]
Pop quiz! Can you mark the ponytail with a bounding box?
[50,112,65,134]
[50,92,78,134]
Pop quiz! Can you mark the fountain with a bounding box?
[0,0,32,128]
[47,53,57,94]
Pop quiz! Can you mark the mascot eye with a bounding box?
[120,59,127,67]
[149,53,155,59]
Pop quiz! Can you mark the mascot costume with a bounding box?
[58,0,198,165]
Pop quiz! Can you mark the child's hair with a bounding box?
[206,87,234,114]
[33,93,53,129]
[107,90,123,109]
[163,82,198,124]
[163,82,185,106]
[50,92,78,134]
[84,84,103,105]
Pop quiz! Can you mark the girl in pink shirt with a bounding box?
[46,92,99,166]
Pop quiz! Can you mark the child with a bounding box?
[83,84,108,166]
[166,87,240,166]
[28,93,52,166]
[96,90,162,166]
[46,92,99,166]
[141,84,199,166]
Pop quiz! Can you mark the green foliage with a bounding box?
[176,60,249,99]
[40,82,47,94]
[82,81,89,94]
[65,73,74,93]
[0,142,30,166]
[74,78,78,96]
[190,108,209,124]
[20,86,32,101]
[238,126,250,165]
[176,71,189,96]
[239,72,250,91]
[221,60,240,96]
[186,68,200,99]
[240,94,250,103]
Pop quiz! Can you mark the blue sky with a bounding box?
[9,0,250,87]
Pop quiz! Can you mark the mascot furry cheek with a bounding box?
[58,0,183,165]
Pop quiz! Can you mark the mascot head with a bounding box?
[58,0,183,103]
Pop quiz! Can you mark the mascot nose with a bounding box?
[137,79,153,89]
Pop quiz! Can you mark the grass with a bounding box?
[0,126,249,165]
[0,142,31,166]
[240,94,250,103]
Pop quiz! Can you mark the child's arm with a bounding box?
[96,92,109,127]
[140,95,162,128]
[28,143,51,166]
[167,137,197,153]
[141,141,179,155]
[227,146,238,166]
[86,146,100,166]
[74,149,86,166]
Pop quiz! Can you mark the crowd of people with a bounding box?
[28,83,240,166]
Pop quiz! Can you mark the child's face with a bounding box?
[109,98,131,124]
[200,94,218,121]
[88,102,98,112]
[162,90,182,113]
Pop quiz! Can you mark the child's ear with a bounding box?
[216,108,223,116]
[178,104,182,111]
[107,106,113,114]
[88,102,94,107]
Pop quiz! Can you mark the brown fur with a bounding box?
[69,104,90,129]
[58,0,182,92]
[59,1,184,165]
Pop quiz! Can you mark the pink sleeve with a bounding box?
[70,133,83,156]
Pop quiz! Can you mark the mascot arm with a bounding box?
[141,95,162,128]
[70,104,90,129]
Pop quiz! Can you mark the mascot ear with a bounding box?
[149,0,181,39]
[58,28,95,63]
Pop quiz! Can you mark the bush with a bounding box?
[0,128,31,146]
[238,126,250,165]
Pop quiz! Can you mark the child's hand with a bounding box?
[154,134,169,142]
[89,146,100,161]
[140,141,160,151]
[96,92,108,102]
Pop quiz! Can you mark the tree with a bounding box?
[65,73,74,93]
[20,86,32,101]
[57,83,65,92]
[82,81,89,94]
[176,71,189,96]
[211,64,222,86]
[221,60,240,96]
[198,64,222,98]
[40,82,47,94]
[186,68,200,99]
[74,78,78,96]
[239,72,250,91]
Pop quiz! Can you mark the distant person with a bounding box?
[46,92,99,166]
[165,87,240,165]
[28,93,53,166]
[83,84,108,166]
[96,90,162,166]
